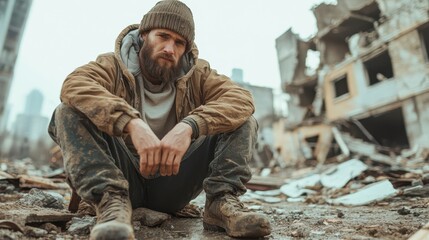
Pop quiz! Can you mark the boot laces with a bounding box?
[98,192,130,223]
[224,194,250,212]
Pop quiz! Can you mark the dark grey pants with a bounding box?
[48,104,256,213]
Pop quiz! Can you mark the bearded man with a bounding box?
[48,1,271,239]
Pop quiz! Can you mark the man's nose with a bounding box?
[163,41,175,54]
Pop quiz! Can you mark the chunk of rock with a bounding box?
[19,188,64,209]
[67,216,96,235]
[132,208,171,227]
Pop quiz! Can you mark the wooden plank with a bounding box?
[18,175,67,189]
[0,202,76,225]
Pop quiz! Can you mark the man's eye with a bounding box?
[176,41,185,46]
[159,34,169,39]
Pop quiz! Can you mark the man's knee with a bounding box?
[53,103,80,120]
[48,104,83,143]
[239,116,258,135]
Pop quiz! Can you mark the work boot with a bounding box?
[90,191,135,240]
[203,193,271,238]
[77,200,96,216]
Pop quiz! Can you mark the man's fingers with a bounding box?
[139,154,147,176]
[151,149,161,176]
[146,151,154,176]
[160,151,169,176]
[165,152,175,176]
[172,154,182,175]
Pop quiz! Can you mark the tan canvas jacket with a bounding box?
[60,25,255,138]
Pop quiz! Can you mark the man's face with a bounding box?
[139,29,187,84]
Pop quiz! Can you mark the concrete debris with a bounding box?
[19,188,65,209]
[0,181,16,194]
[397,207,411,215]
[320,159,368,189]
[327,180,397,206]
[24,226,48,238]
[132,207,171,227]
[242,191,283,204]
[287,197,306,203]
[67,216,96,235]
[253,189,282,197]
[280,174,320,198]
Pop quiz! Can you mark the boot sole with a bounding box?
[203,219,271,238]
[203,221,226,232]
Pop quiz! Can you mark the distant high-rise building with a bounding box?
[230,69,275,126]
[0,0,33,128]
[231,68,244,83]
[14,89,48,141]
[24,89,43,115]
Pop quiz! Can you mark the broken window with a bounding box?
[363,50,394,85]
[298,85,316,106]
[358,107,409,149]
[333,74,349,98]
[419,23,429,62]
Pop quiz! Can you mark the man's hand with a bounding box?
[125,118,161,177]
[159,122,192,176]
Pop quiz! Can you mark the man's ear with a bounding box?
[141,32,148,41]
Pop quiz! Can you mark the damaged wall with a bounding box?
[273,120,335,167]
[414,92,429,147]
[275,0,429,165]
[322,0,429,149]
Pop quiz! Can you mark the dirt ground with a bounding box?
[137,196,428,240]
[0,190,427,240]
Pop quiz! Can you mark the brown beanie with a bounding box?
[140,0,195,51]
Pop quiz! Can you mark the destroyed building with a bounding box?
[231,68,276,143]
[275,0,429,166]
[0,0,32,130]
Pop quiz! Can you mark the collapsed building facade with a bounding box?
[275,0,429,166]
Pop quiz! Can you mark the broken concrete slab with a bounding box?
[280,174,320,198]
[253,189,282,197]
[340,134,395,166]
[327,179,397,206]
[67,216,96,235]
[241,191,283,204]
[19,188,65,209]
[321,159,368,189]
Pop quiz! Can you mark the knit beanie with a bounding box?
[140,0,195,51]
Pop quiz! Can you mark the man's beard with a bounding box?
[139,42,183,84]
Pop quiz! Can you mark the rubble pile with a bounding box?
[244,144,429,239]
[0,158,203,239]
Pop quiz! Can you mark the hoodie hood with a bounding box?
[114,24,198,80]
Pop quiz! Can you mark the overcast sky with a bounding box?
[7,0,332,124]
